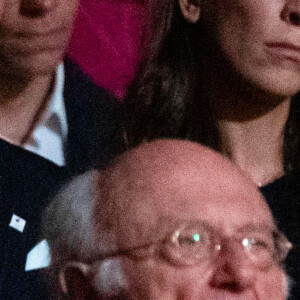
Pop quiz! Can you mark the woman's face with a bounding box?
[183,0,300,97]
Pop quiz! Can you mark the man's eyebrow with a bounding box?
[157,218,277,235]
[236,223,277,233]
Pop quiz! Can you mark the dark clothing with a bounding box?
[261,173,300,300]
[0,59,122,299]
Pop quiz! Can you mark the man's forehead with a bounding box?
[114,164,270,222]
[104,140,273,242]
[113,189,274,247]
[114,140,254,194]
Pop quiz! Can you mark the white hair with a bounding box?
[42,171,99,277]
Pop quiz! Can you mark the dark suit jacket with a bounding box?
[261,173,300,300]
[0,58,122,299]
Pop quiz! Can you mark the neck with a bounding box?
[197,42,292,186]
[218,99,290,186]
[0,73,54,145]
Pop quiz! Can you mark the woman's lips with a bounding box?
[266,42,300,63]
[266,42,300,52]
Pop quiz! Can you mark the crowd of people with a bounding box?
[0,0,299,299]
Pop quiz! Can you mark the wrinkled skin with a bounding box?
[69,140,289,300]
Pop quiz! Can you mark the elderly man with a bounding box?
[0,0,120,299]
[44,139,292,299]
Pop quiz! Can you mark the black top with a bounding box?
[0,58,122,299]
[261,173,300,300]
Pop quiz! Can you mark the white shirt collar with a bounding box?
[24,63,68,166]
[44,64,68,138]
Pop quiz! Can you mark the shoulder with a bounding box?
[62,57,122,129]
[62,57,124,169]
[63,57,119,111]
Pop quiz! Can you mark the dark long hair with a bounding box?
[123,0,300,174]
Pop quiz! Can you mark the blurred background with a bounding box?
[68,0,145,99]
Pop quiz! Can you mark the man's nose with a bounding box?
[20,0,57,17]
[281,0,300,26]
[209,242,256,292]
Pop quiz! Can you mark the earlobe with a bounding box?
[179,0,201,24]
[59,262,95,300]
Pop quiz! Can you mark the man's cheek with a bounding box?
[122,260,202,300]
[257,268,288,300]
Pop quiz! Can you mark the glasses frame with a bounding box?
[89,221,292,270]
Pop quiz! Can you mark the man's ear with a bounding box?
[179,0,201,23]
[59,262,99,300]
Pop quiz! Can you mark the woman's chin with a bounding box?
[246,70,300,98]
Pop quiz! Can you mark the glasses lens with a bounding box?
[242,230,292,269]
[242,236,273,268]
[163,222,211,266]
[273,231,293,263]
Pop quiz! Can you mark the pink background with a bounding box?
[68,0,145,99]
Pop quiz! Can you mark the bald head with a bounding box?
[44,139,289,300]
[95,139,274,247]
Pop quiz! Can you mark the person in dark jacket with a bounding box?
[0,0,121,298]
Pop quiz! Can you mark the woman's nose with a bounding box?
[20,0,57,17]
[281,0,300,26]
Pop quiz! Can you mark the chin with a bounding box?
[243,67,300,98]
[257,74,300,98]
[12,50,65,78]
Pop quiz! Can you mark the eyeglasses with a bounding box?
[93,221,292,270]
